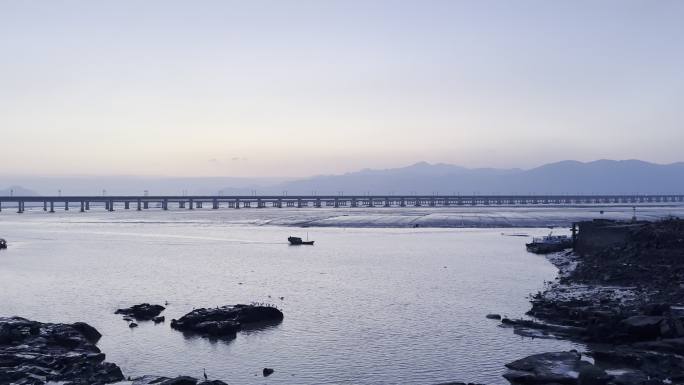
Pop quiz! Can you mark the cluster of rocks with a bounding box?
[2,302,284,384]
[170,304,284,338]
[501,219,684,384]
[0,316,124,384]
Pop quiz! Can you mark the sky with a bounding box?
[1,0,683,177]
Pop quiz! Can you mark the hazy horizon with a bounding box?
[2,1,684,177]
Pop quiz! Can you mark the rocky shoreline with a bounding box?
[501,218,684,385]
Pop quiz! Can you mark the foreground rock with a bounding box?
[0,316,124,384]
[115,303,166,321]
[1,316,234,385]
[171,304,284,338]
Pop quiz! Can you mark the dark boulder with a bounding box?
[577,365,611,385]
[619,316,663,340]
[486,314,502,320]
[659,317,684,338]
[171,304,283,338]
[116,303,166,321]
[642,303,671,316]
[503,351,592,384]
[634,337,684,354]
[153,316,166,324]
[71,321,103,343]
[263,368,275,377]
[0,316,124,384]
[129,322,139,328]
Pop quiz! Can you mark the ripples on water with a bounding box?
[0,211,583,384]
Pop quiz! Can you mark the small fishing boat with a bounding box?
[526,233,572,254]
[288,236,314,245]
[0,238,7,249]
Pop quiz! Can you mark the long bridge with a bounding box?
[1,194,684,213]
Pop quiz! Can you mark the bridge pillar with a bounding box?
[64,201,69,211]
[297,199,302,208]
[80,201,85,212]
[179,201,185,208]
[17,201,23,213]
[105,201,109,210]
[143,201,148,209]
[414,199,421,207]
[197,201,202,208]
[351,198,357,208]
[234,199,240,209]
[429,198,435,207]
[315,199,321,208]
[109,200,114,211]
[213,199,219,209]
[188,199,194,210]
[50,201,54,213]
[136,199,141,211]
[43,201,47,211]
[163,199,168,210]
[277,199,283,208]
[0,201,2,212]
[124,201,130,209]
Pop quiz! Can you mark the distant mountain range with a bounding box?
[264,160,684,195]
[2,160,684,196]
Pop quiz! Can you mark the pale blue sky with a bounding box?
[1,1,683,176]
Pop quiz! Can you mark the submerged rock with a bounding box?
[115,303,166,321]
[486,313,502,320]
[130,376,228,385]
[434,383,485,385]
[170,304,283,338]
[153,316,166,324]
[0,316,124,384]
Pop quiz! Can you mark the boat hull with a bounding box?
[288,236,314,246]
[526,241,572,254]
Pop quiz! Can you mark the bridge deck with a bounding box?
[0,195,683,213]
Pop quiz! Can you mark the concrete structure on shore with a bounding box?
[1,194,683,214]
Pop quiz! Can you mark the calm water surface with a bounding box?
[0,211,582,384]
